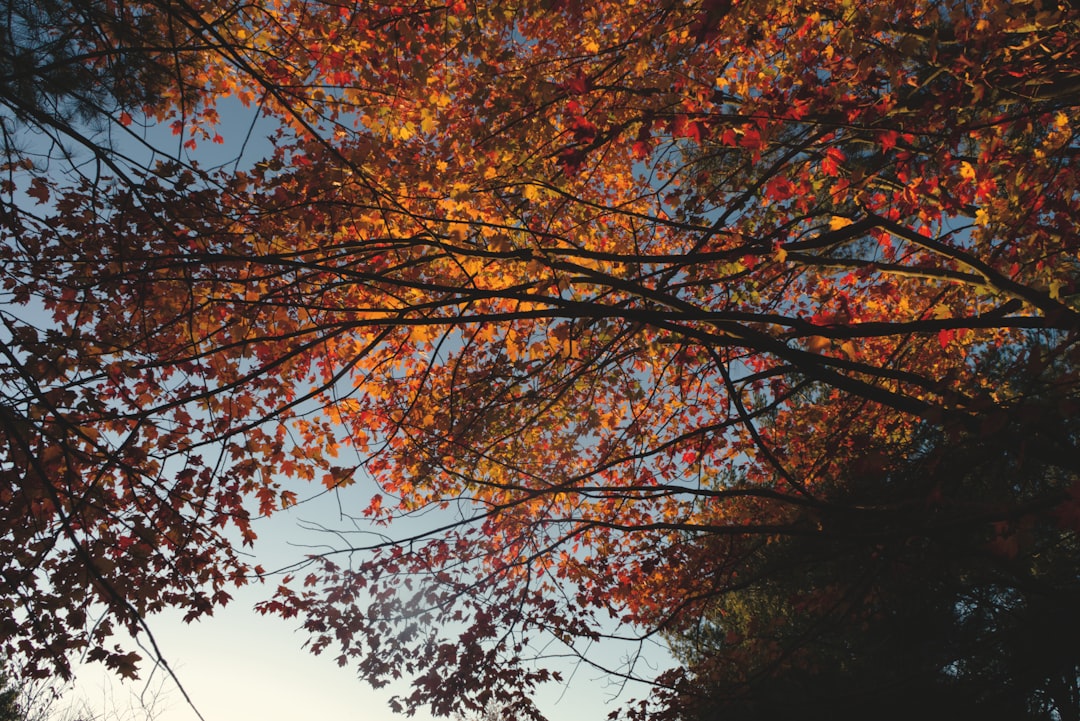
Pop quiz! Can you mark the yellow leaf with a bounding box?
[462,257,485,277]
[505,328,524,362]
[410,324,441,344]
[959,161,976,181]
[805,335,831,354]
[420,110,438,134]
[829,216,854,230]
[448,222,469,242]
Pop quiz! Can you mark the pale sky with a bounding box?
[62,485,668,721]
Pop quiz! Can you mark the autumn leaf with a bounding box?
[26,178,50,204]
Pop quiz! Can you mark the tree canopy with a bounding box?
[0,667,19,721]
[2,0,1080,718]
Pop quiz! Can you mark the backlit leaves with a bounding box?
[3,0,1080,717]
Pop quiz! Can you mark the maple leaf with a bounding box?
[26,178,50,204]
[564,69,591,95]
[765,175,795,201]
[821,147,845,176]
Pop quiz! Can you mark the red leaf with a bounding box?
[670,114,707,144]
[879,129,899,151]
[26,178,50,204]
[822,147,845,176]
[571,115,598,142]
[740,127,763,150]
[558,147,587,175]
[565,69,591,95]
[765,176,795,201]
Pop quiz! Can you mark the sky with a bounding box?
[61,484,668,721]
[63,491,416,721]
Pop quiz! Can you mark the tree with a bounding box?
[663,411,1080,720]
[1,0,286,684]
[2,0,1080,719]
[0,661,164,721]
[0,667,19,721]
